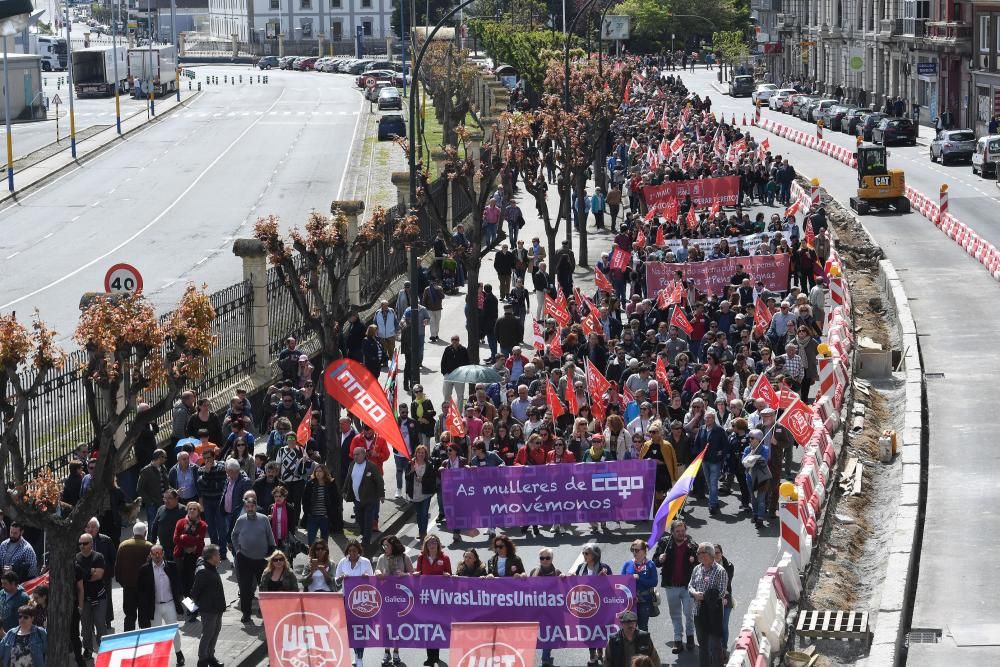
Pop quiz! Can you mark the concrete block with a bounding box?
[899,481,920,507]
[860,640,898,667]
[879,565,909,612]
[901,443,921,465]
[904,410,923,436]
[902,462,921,485]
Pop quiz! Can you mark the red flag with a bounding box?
[671,281,685,305]
[595,267,613,292]
[445,399,467,437]
[669,133,685,155]
[662,197,678,221]
[585,359,611,423]
[624,80,631,103]
[778,384,798,410]
[670,306,693,335]
[622,383,635,404]
[260,592,351,667]
[754,297,773,336]
[805,218,816,248]
[656,288,670,310]
[749,374,780,410]
[610,247,631,271]
[556,289,571,315]
[645,107,655,123]
[296,406,313,445]
[686,205,699,230]
[532,318,546,351]
[655,357,670,397]
[655,225,665,246]
[778,396,816,446]
[324,359,410,459]
[709,201,721,217]
[784,200,800,219]
[21,573,48,595]
[581,312,602,337]
[547,382,565,418]
[635,228,648,247]
[659,137,671,158]
[548,333,563,358]
[544,294,571,327]
[629,136,639,152]
[660,107,670,131]
[565,379,579,416]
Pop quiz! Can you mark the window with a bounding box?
[361,0,372,7]
[270,0,278,9]
[982,15,991,52]
[362,19,373,35]
[332,19,342,39]
[301,0,311,8]
[330,0,341,7]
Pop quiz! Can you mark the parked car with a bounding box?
[842,108,868,135]
[769,88,798,110]
[377,86,403,110]
[972,135,1000,176]
[791,95,816,117]
[751,83,779,105]
[811,99,840,125]
[859,112,888,141]
[377,113,406,141]
[929,129,976,164]
[278,56,297,70]
[364,60,396,72]
[347,60,373,74]
[826,105,850,132]
[782,93,803,114]
[729,75,754,97]
[872,117,917,145]
[257,56,280,70]
[365,81,393,101]
[798,98,820,121]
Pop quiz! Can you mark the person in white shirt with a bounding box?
[335,539,374,667]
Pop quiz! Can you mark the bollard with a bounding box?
[224,75,228,83]
[198,82,202,91]
[810,177,821,208]
[264,75,268,84]
[231,78,234,85]
[939,184,948,225]
[258,75,261,83]
[239,75,243,83]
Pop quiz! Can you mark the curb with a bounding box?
[0,91,202,206]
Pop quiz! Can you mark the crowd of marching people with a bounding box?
[0,58,838,667]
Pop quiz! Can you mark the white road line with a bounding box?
[91,201,100,207]
[42,232,53,239]
[108,188,116,194]
[71,215,81,222]
[195,257,208,265]
[337,96,367,198]
[5,252,19,259]
[0,88,288,312]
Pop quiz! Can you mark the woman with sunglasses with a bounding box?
[336,539,374,667]
[621,539,658,631]
[259,549,298,592]
[486,535,524,578]
[0,605,45,667]
[375,536,413,666]
[530,548,562,667]
[415,535,451,667]
[227,438,256,479]
[405,445,438,541]
[299,540,336,592]
[269,484,293,555]
[574,543,612,666]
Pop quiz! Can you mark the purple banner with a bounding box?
[441,460,657,530]
[343,575,637,649]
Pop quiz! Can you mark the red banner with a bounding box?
[547,382,565,418]
[749,374,780,410]
[642,175,740,212]
[296,406,312,445]
[259,592,351,667]
[670,306,693,336]
[544,294,571,327]
[594,267,613,292]
[449,622,539,667]
[323,359,410,459]
[645,255,790,295]
[585,359,612,423]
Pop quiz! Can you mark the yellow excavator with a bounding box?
[849,140,910,215]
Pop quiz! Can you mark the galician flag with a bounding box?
[648,446,707,546]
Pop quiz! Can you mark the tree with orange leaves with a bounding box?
[0,285,214,666]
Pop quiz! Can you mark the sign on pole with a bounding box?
[601,15,630,40]
[52,93,62,142]
[104,263,143,294]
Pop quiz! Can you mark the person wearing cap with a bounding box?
[605,609,661,667]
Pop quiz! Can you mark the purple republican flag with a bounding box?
[648,446,707,546]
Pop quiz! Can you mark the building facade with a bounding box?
[971,0,1000,134]
[208,0,392,43]
[774,0,971,127]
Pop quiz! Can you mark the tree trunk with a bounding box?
[45,532,80,667]
[464,262,482,364]
[575,172,589,267]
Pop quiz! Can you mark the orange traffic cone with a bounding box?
[731,114,736,125]
[742,114,747,126]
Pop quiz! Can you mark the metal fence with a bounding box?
[2,281,256,476]
[359,203,408,305]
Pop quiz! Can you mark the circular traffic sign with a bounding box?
[365,77,376,88]
[104,263,143,294]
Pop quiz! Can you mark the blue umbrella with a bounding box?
[175,437,200,450]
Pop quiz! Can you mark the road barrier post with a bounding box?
[198,82,201,91]
[817,119,824,140]
[939,184,948,224]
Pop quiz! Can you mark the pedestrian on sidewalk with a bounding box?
[441,337,470,409]
[395,404,419,498]
[495,304,524,358]
[74,535,107,658]
[689,542,728,667]
[173,502,207,600]
[342,448,385,549]
[479,285,500,362]
[302,464,342,545]
[532,262,551,319]
[115,522,152,632]
[494,243,515,300]
[374,301,399,359]
[230,492,276,623]
[483,199,502,247]
[190,544,225,667]
[504,200,524,246]
[405,445,438,540]
[402,303,431,391]
[138,450,169,528]
[195,448,227,558]
[591,187,607,230]
[136,545,185,665]
[422,280,445,342]
[653,519,698,655]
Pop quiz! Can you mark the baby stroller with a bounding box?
[441,256,459,294]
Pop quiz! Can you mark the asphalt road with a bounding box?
[0,65,366,343]
[696,68,1000,663]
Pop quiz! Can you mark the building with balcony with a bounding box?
[971,0,1000,134]
[207,0,392,43]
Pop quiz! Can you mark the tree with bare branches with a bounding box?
[0,285,215,666]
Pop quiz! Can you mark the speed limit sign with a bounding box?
[365,77,376,88]
[104,263,144,294]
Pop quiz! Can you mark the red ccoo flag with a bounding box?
[323,359,410,459]
[565,379,579,416]
[445,399,467,437]
[670,306,694,336]
[547,382,565,418]
[754,296,773,336]
[655,225,665,246]
[585,359,611,423]
[548,332,563,358]
[532,318,546,351]
[805,218,816,248]
[296,406,313,445]
[655,356,670,396]
[595,267,614,292]
[748,373,780,410]
[686,205,699,230]
[669,133,685,155]
[635,228,648,247]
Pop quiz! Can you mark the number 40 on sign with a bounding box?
[104,263,144,294]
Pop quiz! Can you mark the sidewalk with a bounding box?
[0,90,201,206]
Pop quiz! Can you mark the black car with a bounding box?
[729,75,754,97]
[377,113,406,141]
[872,117,918,146]
[257,56,279,70]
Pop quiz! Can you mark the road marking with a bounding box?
[195,257,208,265]
[107,187,116,194]
[91,201,100,207]
[5,252,19,259]
[161,279,176,288]
[0,88,288,312]
[43,232,53,239]
[71,215,81,222]
[337,95,367,198]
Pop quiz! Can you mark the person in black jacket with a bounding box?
[441,336,471,410]
[480,285,500,362]
[652,519,700,655]
[531,262,551,320]
[301,464,343,545]
[137,545,186,666]
[493,243,515,299]
[605,610,661,667]
[361,325,385,379]
[486,535,525,577]
[189,545,225,667]
[404,445,438,540]
[494,304,523,358]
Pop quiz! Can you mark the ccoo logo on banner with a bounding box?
[260,592,352,667]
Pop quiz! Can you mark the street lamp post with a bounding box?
[563,0,600,110]
[406,0,480,389]
[112,0,122,134]
[64,0,77,158]
[3,37,14,192]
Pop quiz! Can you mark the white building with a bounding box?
[208,0,392,43]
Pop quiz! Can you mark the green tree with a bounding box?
[712,30,750,77]
[468,21,582,93]
[616,0,748,52]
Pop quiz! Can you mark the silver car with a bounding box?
[930,129,976,164]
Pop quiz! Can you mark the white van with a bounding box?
[972,135,1000,177]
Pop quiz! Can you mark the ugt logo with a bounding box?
[348,584,382,618]
[454,642,528,667]
[271,611,346,667]
[566,584,601,619]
